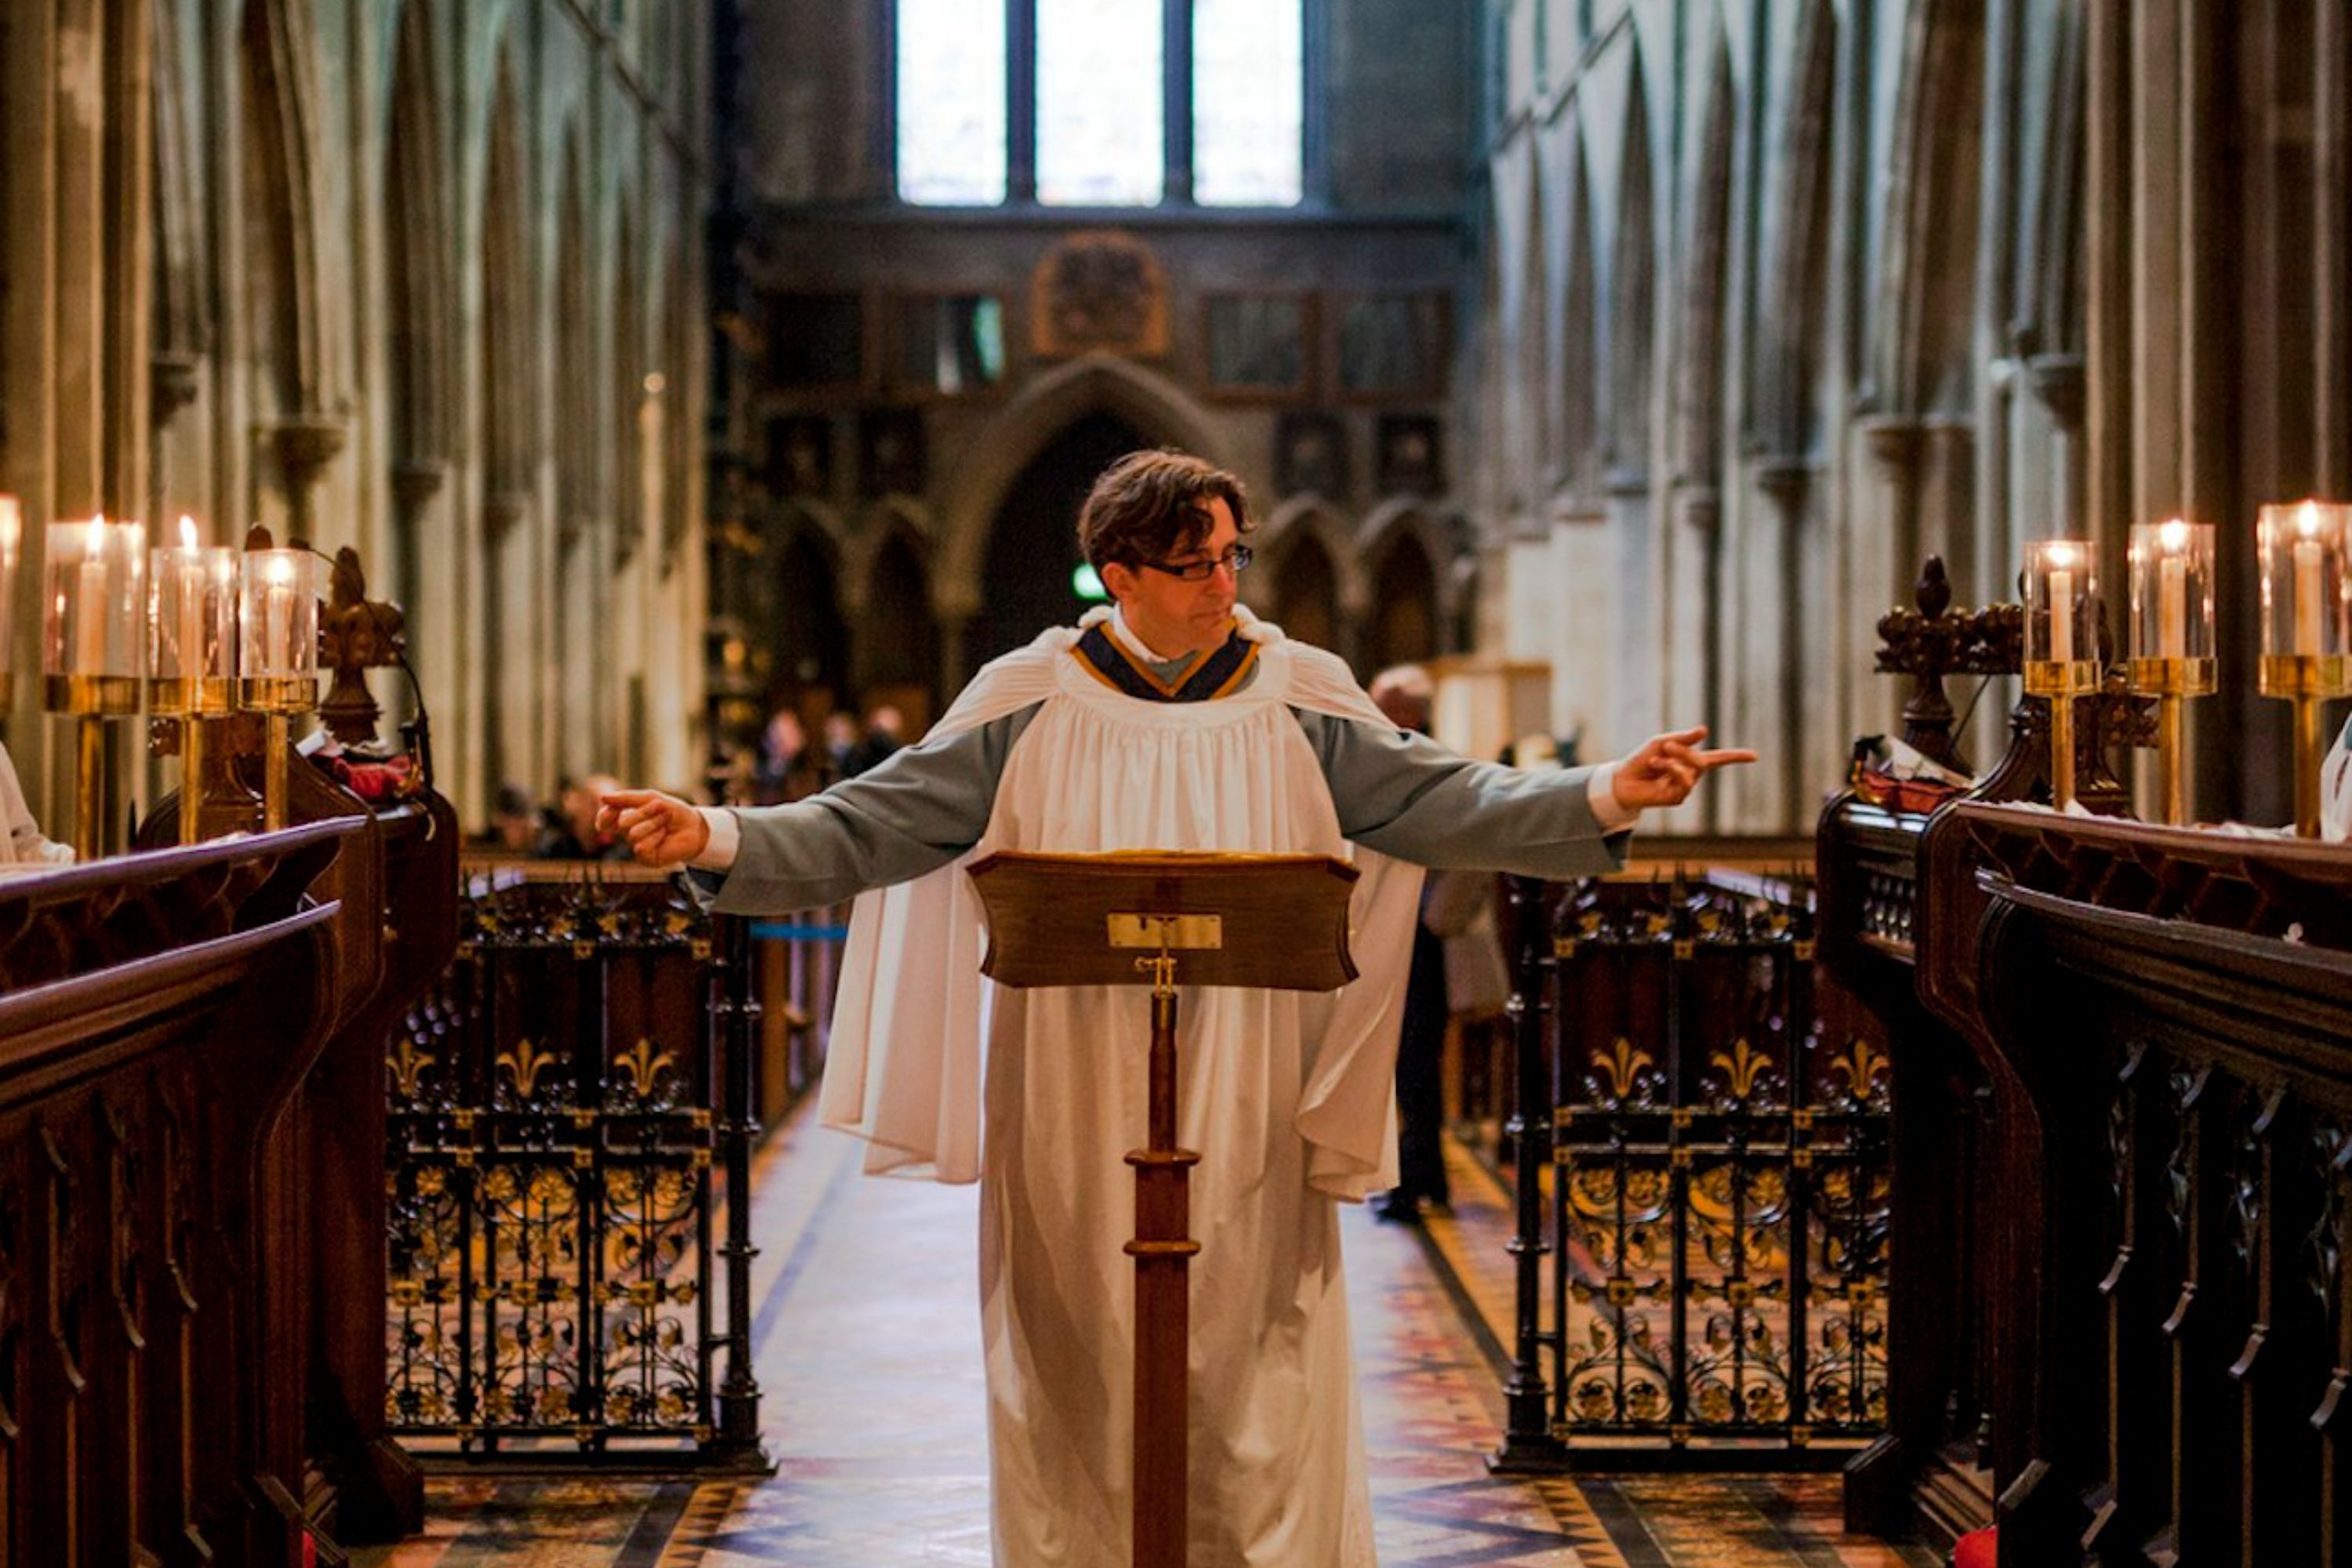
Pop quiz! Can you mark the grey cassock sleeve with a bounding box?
[697,705,1044,914]
[1290,708,1632,880]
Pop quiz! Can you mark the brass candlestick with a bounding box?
[244,678,316,831]
[2125,520,2217,826]
[2125,659,2215,826]
[2259,654,2348,837]
[46,673,140,861]
[2256,503,2351,838]
[2024,539,2100,813]
[149,673,235,843]
[239,534,321,833]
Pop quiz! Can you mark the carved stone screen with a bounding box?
[1205,296,1306,396]
[894,295,1006,395]
[1338,294,1445,397]
[765,293,863,390]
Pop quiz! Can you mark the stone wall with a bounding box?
[1463,0,2352,833]
[0,0,713,836]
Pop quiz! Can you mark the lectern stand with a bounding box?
[966,850,1361,1568]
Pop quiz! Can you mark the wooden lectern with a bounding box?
[966,850,1360,1568]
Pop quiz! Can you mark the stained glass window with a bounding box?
[1036,0,1164,206]
[1193,0,1304,205]
[897,0,1007,205]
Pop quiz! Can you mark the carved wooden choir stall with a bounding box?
[0,546,458,1566]
[1823,561,2352,1566]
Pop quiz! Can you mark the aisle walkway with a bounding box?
[359,1103,1936,1567]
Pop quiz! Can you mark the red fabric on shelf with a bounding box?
[1953,1526,1997,1568]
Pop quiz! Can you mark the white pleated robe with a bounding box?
[817,611,1422,1566]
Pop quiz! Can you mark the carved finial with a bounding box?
[1872,557,2021,775]
[318,546,407,746]
[1915,555,1951,620]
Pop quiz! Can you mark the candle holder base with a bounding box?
[71,713,108,862]
[149,676,237,719]
[264,713,295,832]
[2258,654,2352,701]
[44,673,140,717]
[2126,657,2217,699]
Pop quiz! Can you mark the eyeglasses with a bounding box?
[1140,544,1253,582]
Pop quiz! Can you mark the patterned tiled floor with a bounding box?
[354,1106,1938,1567]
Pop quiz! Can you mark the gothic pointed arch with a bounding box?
[1874,0,1987,416]
[937,354,1232,615]
[612,200,646,566]
[1754,0,1838,458]
[1362,515,1444,671]
[237,0,325,412]
[1515,149,1549,503]
[1606,54,1657,483]
[855,525,942,722]
[1559,129,1601,497]
[2020,1,2086,366]
[385,0,455,470]
[152,1,209,373]
[478,43,532,505]
[1253,497,1349,660]
[554,129,594,549]
[1677,33,1737,483]
[770,508,851,706]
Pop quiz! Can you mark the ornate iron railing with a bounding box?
[384,869,767,1468]
[1494,871,1892,1468]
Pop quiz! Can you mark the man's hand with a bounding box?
[1610,728,1759,813]
[596,789,710,869]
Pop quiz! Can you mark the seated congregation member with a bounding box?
[0,735,71,869]
[600,449,1754,1566]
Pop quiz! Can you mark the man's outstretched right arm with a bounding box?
[598,706,1042,913]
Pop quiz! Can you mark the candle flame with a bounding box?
[264,550,296,586]
[85,516,106,557]
[2045,542,2079,570]
[2158,517,2192,554]
[0,494,20,552]
[179,515,198,551]
[2299,500,2326,540]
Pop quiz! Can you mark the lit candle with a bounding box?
[265,550,296,673]
[176,517,205,681]
[0,495,19,658]
[2048,547,2077,666]
[2294,502,2328,657]
[2157,518,2190,661]
[76,517,108,674]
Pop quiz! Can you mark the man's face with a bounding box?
[1102,497,1240,659]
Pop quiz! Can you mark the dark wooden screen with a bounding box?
[386,870,766,1468]
[1492,871,1892,1468]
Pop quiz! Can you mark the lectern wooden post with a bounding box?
[967,850,1361,1568]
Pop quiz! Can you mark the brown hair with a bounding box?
[1075,449,1254,572]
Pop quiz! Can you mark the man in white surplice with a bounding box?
[602,451,1752,1566]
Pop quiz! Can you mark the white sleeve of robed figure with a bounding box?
[0,741,71,866]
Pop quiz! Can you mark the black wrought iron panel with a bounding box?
[1495,873,1891,1467]
[386,873,765,1468]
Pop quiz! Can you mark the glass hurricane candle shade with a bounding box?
[42,517,147,714]
[2257,501,2352,699]
[0,495,20,713]
[148,530,239,717]
[239,546,318,712]
[2126,519,2218,696]
[2024,539,2101,696]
